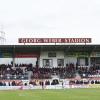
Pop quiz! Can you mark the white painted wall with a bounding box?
[39,51,64,67]
[0,58,13,64]
[15,58,37,67]
[0,57,37,66]
[79,58,85,66]
[64,57,77,66]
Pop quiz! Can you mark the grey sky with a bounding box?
[0,0,100,44]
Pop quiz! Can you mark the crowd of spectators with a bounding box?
[0,81,22,86]
[29,80,51,86]
[69,80,100,85]
[0,63,100,80]
[69,80,89,85]
[77,65,100,78]
[0,63,32,80]
[1,79,100,87]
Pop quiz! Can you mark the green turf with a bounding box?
[0,89,100,100]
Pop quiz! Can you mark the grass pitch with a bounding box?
[0,88,100,100]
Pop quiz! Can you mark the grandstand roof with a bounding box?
[0,45,100,52]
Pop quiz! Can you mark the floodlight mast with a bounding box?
[0,31,6,45]
[0,25,6,45]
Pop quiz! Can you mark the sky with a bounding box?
[0,0,100,44]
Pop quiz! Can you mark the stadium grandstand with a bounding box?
[0,44,100,88]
